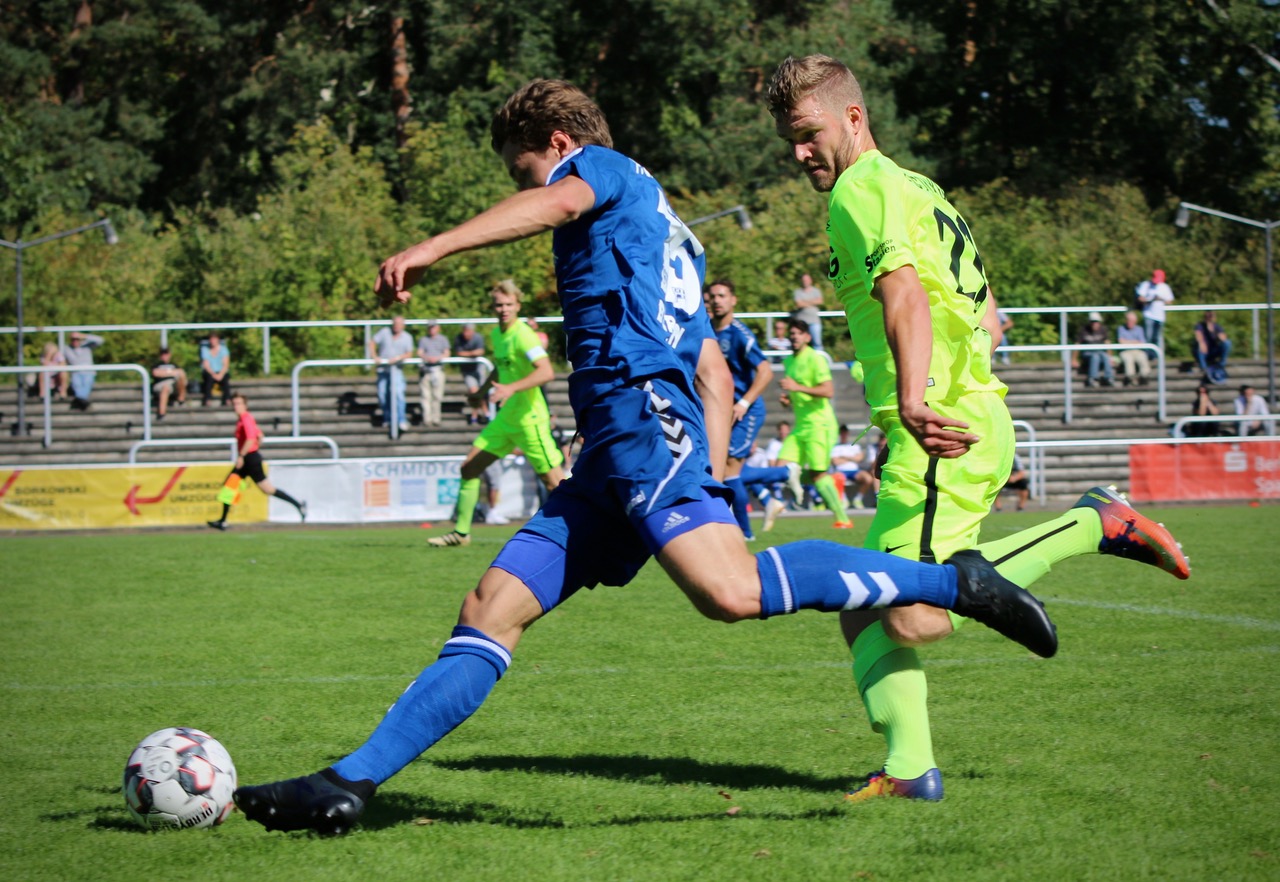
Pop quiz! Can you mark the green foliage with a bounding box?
[3,0,1276,376]
[2,506,1278,880]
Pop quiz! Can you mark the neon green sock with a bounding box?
[454,477,481,534]
[851,622,934,779]
[975,508,1103,589]
[815,473,851,524]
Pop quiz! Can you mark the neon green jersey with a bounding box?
[783,346,837,431]
[490,319,550,416]
[826,150,1005,414]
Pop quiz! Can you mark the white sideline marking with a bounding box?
[1044,597,1280,632]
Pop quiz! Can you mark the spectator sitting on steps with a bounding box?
[1075,312,1115,388]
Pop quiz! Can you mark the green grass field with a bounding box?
[3,504,1279,881]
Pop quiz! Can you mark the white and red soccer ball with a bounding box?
[123,727,236,829]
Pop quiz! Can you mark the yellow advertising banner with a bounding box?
[0,465,267,530]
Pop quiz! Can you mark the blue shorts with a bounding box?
[728,399,766,461]
[490,379,734,612]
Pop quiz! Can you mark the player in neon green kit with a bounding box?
[768,54,1191,801]
[428,280,564,547]
[777,317,853,528]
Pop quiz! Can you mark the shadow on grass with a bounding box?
[360,790,845,832]
[430,753,850,792]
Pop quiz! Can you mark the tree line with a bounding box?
[3,0,1278,372]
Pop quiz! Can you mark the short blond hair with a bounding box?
[766,54,864,120]
[490,279,523,302]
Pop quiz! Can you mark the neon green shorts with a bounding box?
[777,421,838,473]
[864,391,1013,563]
[472,406,564,475]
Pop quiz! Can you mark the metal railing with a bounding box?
[999,342,1166,423]
[0,363,150,446]
[128,435,341,464]
[290,356,494,440]
[3,300,1272,376]
[1020,431,1278,503]
[1170,413,1278,438]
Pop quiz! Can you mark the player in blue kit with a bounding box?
[233,79,1057,835]
[703,278,785,540]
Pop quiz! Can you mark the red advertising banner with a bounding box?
[1129,441,1280,502]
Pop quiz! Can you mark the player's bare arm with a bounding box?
[778,375,833,398]
[375,175,597,305]
[735,361,774,422]
[489,357,554,407]
[980,290,1003,347]
[876,265,978,458]
[695,338,735,482]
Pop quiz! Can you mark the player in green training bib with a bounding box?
[428,280,565,547]
[768,53,1191,803]
[776,317,853,528]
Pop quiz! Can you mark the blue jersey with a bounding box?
[548,146,711,419]
[715,318,767,400]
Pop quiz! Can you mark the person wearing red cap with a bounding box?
[1135,269,1174,350]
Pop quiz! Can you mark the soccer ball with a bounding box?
[123,727,237,829]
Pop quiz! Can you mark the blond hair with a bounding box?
[490,279,523,302]
[766,54,864,120]
[490,79,613,153]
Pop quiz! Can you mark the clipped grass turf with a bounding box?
[2,502,1278,881]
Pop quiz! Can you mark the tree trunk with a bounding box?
[390,15,411,148]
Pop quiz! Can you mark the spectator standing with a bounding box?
[1135,268,1174,349]
[791,272,825,350]
[417,320,450,427]
[1234,384,1275,436]
[200,332,232,406]
[62,331,104,410]
[1116,311,1151,386]
[38,342,68,399]
[1076,312,1115,387]
[151,347,188,419]
[369,315,415,432]
[1187,383,1222,437]
[453,322,488,425]
[1192,310,1231,383]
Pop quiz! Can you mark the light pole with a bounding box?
[0,218,118,435]
[1175,201,1276,407]
[687,205,753,230]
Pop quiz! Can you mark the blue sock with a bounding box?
[726,476,752,538]
[330,626,510,785]
[741,465,789,485]
[755,541,958,617]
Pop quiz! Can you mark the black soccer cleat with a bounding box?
[234,771,370,836]
[946,550,1058,658]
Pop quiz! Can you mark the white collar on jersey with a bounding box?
[545,147,584,186]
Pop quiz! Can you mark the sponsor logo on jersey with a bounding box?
[865,240,897,273]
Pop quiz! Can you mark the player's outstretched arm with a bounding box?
[375,176,597,305]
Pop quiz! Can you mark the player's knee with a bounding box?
[685,582,760,623]
[882,607,952,647]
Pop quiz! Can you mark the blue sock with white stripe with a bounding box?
[330,626,510,785]
[754,541,958,618]
[741,464,790,485]
[725,476,753,538]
